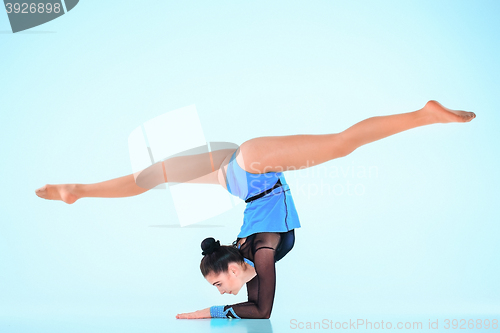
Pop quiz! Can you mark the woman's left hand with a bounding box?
[176,307,211,319]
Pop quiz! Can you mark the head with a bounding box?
[200,237,250,295]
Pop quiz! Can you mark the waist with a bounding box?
[245,178,282,203]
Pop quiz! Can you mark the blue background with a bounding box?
[1,1,499,332]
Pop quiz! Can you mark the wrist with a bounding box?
[210,305,225,318]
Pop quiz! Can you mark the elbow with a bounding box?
[260,310,272,319]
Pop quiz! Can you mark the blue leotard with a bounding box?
[224,149,301,238]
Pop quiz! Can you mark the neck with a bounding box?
[242,262,257,283]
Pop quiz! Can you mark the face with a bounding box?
[205,263,244,295]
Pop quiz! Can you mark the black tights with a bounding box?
[275,229,295,262]
[233,229,295,263]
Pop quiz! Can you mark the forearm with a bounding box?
[210,302,271,319]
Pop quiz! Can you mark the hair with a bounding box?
[200,237,245,277]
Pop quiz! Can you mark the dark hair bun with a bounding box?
[201,237,221,255]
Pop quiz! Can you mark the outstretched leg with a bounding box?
[236,100,476,173]
[35,148,237,204]
[36,100,476,203]
[35,175,151,204]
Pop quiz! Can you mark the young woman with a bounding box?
[35,100,476,319]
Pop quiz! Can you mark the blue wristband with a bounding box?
[210,305,241,319]
[210,305,225,318]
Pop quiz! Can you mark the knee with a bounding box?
[238,139,269,172]
[333,132,356,158]
[339,146,356,158]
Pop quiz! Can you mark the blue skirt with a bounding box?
[224,150,301,238]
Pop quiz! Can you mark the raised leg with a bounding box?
[236,100,476,173]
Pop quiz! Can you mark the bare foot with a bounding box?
[35,184,80,204]
[423,100,476,124]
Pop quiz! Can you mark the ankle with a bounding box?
[413,108,436,126]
